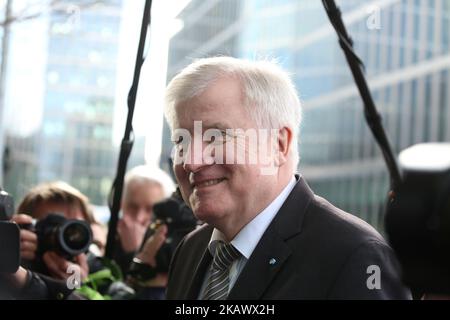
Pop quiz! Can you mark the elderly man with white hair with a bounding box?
[113,165,175,274]
[164,56,411,300]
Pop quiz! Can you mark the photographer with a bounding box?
[0,185,84,300]
[112,166,175,274]
[13,181,106,281]
[126,189,198,300]
[127,224,168,299]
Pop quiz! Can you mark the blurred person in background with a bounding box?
[112,165,175,274]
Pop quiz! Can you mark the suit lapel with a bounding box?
[186,247,212,299]
[228,176,314,299]
[227,229,292,299]
[183,226,214,299]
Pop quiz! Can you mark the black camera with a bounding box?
[21,213,93,259]
[386,143,450,294]
[0,189,20,273]
[152,190,197,273]
[128,190,197,281]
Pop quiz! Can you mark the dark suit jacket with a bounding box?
[166,176,411,299]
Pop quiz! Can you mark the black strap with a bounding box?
[322,0,402,193]
[105,0,153,259]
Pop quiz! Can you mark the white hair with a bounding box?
[123,165,175,199]
[164,56,302,169]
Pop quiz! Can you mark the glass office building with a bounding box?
[3,0,145,205]
[164,0,450,231]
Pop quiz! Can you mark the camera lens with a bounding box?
[61,220,92,253]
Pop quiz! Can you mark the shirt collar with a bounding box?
[208,176,297,259]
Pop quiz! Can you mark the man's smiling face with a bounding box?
[172,76,279,237]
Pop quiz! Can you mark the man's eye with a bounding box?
[207,136,218,144]
[207,131,229,144]
[172,136,183,145]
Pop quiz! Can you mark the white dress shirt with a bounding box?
[198,176,297,299]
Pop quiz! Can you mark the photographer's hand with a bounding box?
[136,224,167,267]
[117,213,150,253]
[43,252,89,281]
[11,214,38,261]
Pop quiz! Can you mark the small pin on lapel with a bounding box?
[269,258,277,265]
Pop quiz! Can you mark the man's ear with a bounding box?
[275,127,292,166]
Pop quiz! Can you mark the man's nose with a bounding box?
[136,208,151,224]
[182,138,212,173]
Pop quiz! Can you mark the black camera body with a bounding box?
[0,222,20,273]
[22,213,93,260]
[386,143,450,294]
[0,190,20,273]
[147,191,197,274]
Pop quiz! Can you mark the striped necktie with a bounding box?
[202,241,241,300]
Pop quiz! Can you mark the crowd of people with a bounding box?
[0,166,182,300]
